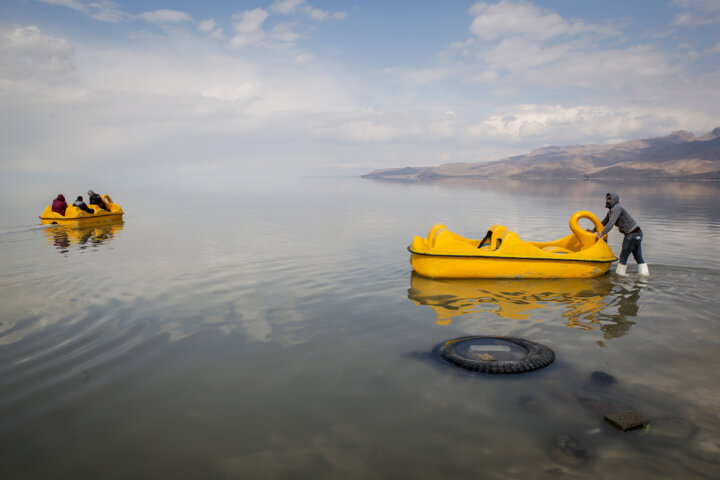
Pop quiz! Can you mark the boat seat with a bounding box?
[478,225,508,251]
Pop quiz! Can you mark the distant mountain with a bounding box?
[362,127,720,181]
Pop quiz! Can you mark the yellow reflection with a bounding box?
[408,272,615,329]
[42,218,124,253]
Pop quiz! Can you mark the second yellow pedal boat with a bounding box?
[408,211,617,279]
[40,195,123,222]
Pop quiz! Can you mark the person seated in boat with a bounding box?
[51,194,68,216]
[87,190,110,212]
[73,195,94,214]
[593,192,649,276]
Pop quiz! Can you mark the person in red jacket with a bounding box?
[51,194,68,216]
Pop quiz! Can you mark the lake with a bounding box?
[1,177,719,479]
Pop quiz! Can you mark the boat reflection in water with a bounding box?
[42,218,124,254]
[408,272,640,338]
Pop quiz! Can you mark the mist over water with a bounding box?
[1,178,719,479]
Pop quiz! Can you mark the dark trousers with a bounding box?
[619,230,644,265]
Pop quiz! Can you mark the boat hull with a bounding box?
[409,251,612,279]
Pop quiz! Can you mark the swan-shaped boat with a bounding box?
[40,194,123,222]
[408,211,616,279]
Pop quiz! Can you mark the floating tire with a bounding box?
[438,336,554,374]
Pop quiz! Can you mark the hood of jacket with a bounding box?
[606,192,620,208]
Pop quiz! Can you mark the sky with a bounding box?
[1,0,719,185]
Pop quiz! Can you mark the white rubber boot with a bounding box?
[616,263,627,276]
[638,263,650,276]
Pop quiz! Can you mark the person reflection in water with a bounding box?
[593,192,649,276]
[52,230,70,253]
[596,285,642,347]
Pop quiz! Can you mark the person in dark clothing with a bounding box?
[593,192,649,276]
[51,194,68,216]
[87,190,110,211]
[74,196,94,214]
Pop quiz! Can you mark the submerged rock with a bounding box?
[591,371,618,386]
[549,434,589,467]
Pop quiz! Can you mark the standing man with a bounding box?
[595,192,649,276]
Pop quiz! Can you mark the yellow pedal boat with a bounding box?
[40,194,123,222]
[408,211,617,279]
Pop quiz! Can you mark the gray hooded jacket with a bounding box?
[598,192,638,237]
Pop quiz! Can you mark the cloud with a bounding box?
[303,7,346,21]
[271,0,346,21]
[230,8,269,49]
[408,1,675,94]
[197,19,224,39]
[0,25,75,83]
[38,0,85,11]
[137,10,192,24]
[271,23,301,43]
[479,38,678,89]
[0,23,364,174]
[197,19,216,33]
[271,0,305,14]
[672,0,720,25]
[468,0,618,41]
[467,104,699,144]
[294,53,314,64]
[38,0,125,23]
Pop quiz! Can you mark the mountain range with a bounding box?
[362,127,720,181]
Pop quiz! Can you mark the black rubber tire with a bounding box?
[438,336,554,374]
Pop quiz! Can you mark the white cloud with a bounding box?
[39,0,85,11]
[467,104,705,144]
[88,0,124,22]
[271,0,346,21]
[303,7,331,21]
[0,24,366,173]
[271,0,306,14]
[294,53,314,64]
[137,10,192,24]
[271,23,301,43]
[0,25,75,83]
[197,19,216,33]
[39,0,125,23]
[397,1,676,96]
[303,6,346,21]
[672,0,720,25]
[198,19,224,39]
[479,39,678,89]
[230,8,269,49]
[468,0,617,41]
[469,0,569,40]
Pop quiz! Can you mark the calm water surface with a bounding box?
[1,178,719,479]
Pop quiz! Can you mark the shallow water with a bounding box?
[1,178,719,479]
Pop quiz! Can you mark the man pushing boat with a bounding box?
[593,192,649,276]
